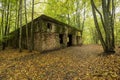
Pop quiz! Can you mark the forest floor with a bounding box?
[0,45,120,80]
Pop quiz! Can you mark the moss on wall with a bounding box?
[7,15,82,52]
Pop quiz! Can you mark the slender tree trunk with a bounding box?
[15,1,19,30]
[4,0,10,37]
[91,0,107,52]
[19,0,23,52]
[81,2,86,38]
[7,2,11,35]
[24,0,29,49]
[30,0,34,52]
[1,12,4,48]
[1,0,4,50]
[14,1,19,48]
[6,3,11,46]
[111,0,115,48]
[2,0,10,50]
[76,0,80,29]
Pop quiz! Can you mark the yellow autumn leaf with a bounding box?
[111,73,118,78]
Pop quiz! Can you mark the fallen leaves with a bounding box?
[0,45,120,80]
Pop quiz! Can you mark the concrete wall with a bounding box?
[41,33,60,51]
[8,18,82,52]
[34,32,42,51]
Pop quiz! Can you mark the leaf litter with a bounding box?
[0,45,120,80]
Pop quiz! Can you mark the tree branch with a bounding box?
[91,0,107,50]
[92,0,106,33]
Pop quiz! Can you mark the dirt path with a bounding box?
[0,45,120,80]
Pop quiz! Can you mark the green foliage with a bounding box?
[44,0,76,25]
[0,34,14,43]
[0,0,120,45]
[115,21,120,45]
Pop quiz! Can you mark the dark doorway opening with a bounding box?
[59,34,63,44]
[47,23,52,29]
[67,34,72,46]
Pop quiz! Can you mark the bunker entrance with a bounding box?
[59,34,63,44]
[67,34,72,46]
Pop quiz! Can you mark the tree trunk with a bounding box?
[30,0,34,52]
[15,1,19,30]
[6,3,11,46]
[15,1,19,48]
[1,0,4,50]
[91,0,115,54]
[7,2,11,35]
[76,0,80,29]
[24,0,29,49]
[102,0,115,53]
[2,0,10,50]
[19,0,23,52]
[81,2,86,38]
[91,0,107,52]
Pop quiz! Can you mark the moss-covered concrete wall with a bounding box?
[8,16,82,52]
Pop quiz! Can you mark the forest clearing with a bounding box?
[0,45,120,80]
